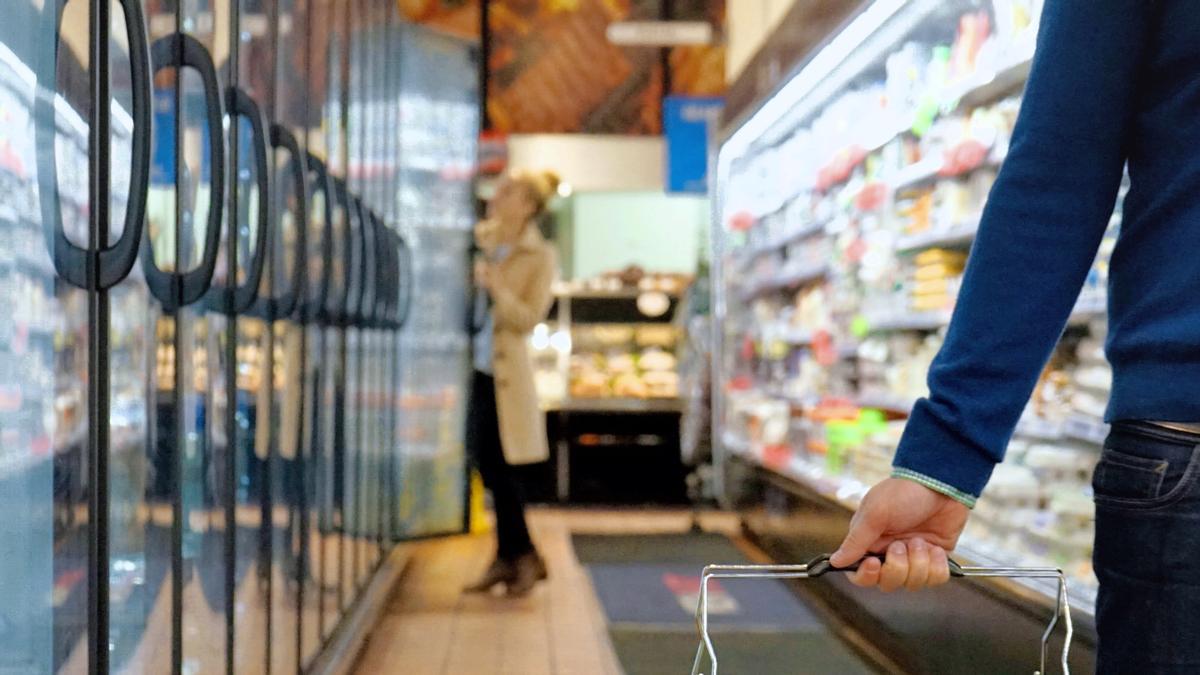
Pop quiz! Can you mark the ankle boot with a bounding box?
[464,558,516,593]
[506,552,548,597]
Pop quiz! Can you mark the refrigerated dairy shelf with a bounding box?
[894,218,981,253]
[860,290,1108,335]
[862,308,951,333]
[541,397,684,414]
[723,432,1099,617]
[739,263,829,303]
[945,54,1034,111]
[855,392,917,414]
[739,217,833,263]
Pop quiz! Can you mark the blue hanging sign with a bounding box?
[664,96,723,195]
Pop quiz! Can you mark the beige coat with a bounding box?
[486,225,557,465]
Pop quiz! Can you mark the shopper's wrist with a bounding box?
[890,468,977,509]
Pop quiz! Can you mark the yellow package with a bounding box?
[913,278,950,295]
[914,248,967,267]
[912,294,952,311]
[914,262,964,281]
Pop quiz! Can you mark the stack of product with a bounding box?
[563,326,679,400]
[909,248,965,312]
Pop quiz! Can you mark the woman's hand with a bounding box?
[475,219,499,251]
[830,478,970,591]
[474,259,493,292]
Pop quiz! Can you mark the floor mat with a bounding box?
[587,563,825,630]
[573,533,875,675]
[572,532,747,566]
[610,628,875,675]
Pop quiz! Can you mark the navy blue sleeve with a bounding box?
[891,0,1153,502]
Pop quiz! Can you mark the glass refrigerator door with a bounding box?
[392,24,479,539]
[0,1,128,670]
[298,152,331,668]
[229,0,277,670]
[168,2,234,670]
[269,1,309,672]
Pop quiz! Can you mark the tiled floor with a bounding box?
[352,508,741,675]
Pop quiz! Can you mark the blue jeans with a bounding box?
[1094,421,1200,673]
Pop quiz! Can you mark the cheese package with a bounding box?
[914,248,967,267]
[914,262,964,281]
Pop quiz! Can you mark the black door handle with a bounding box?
[381,224,400,329]
[395,232,414,330]
[366,212,385,330]
[303,153,333,324]
[385,229,403,331]
[204,86,269,314]
[143,33,226,310]
[372,216,391,329]
[34,0,152,290]
[327,177,352,325]
[263,124,308,322]
[350,206,374,329]
[346,199,369,328]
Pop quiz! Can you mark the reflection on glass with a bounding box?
[319,322,341,639]
[2,4,95,665]
[300,322,321,665]
[233,319,270,673]
[272,322,302,675]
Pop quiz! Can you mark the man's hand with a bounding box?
[831,478,970,592]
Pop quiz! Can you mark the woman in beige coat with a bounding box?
[465,171,559,597]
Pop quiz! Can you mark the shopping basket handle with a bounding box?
[807,552,965,578]
[692,555,1072,675]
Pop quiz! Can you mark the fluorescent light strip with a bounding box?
[722,0,907,161]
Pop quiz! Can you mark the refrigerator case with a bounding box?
[0,13,97,670]
[392,24,479,539]
[712,0,1102,669]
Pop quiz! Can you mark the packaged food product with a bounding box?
[913,248,967,267]
[606,353,637,375]
[914,262,964,281]
[612,372,649,398]
[639,349,677,372]
[635,325,677,348]
[570,372,609,398]
[644,370,680,398]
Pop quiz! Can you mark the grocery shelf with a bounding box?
[739,262,829,302]
[838,58,1032,172]
[1068,292,1107,324]
[855,392,917,414]
[755,325,813,346]
[726,442,1098,618]
[1014,415,1065,441]
[541,397,683,414]
[1063,414,1109,447]
[863,308,951,333]
[894,218,980,253]
[948,56,1034,111]
[740,217,832,263]
[889,157,944,194]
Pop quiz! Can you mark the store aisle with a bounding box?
[353,510,875,675]
[354,509,699,674]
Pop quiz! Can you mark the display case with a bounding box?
[525,275,694,504]
[712,0,1104,664]
[533,279,690,414]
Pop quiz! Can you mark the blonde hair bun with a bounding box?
[515,170,562,213]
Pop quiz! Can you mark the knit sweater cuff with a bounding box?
[891,400,997,509]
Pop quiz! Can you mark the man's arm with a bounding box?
[833,0,1155,580]
[893,0,1152,503]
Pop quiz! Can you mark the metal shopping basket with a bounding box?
[692,553,1073,675]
